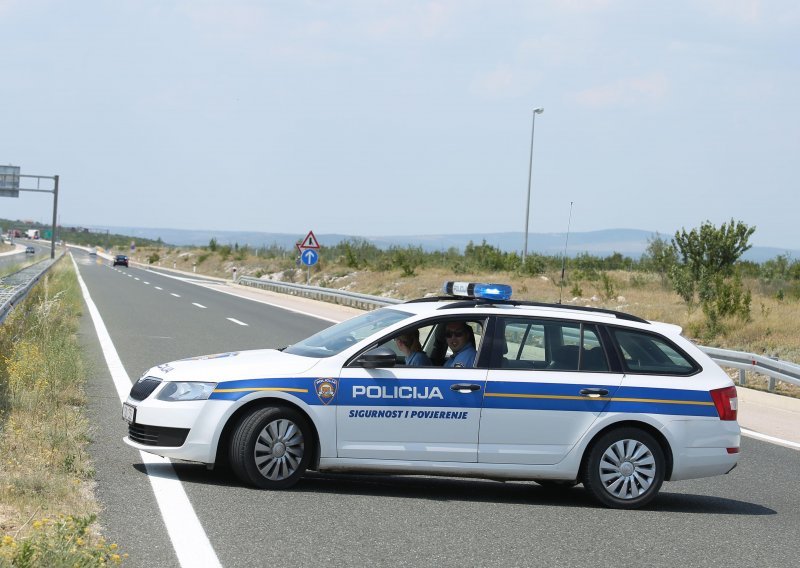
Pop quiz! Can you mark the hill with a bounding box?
[85,225,797,263]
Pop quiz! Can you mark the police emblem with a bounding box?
[315,378,338,405]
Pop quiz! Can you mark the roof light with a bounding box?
[443,281,512,301]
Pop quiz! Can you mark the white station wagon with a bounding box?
[123,282,740,509]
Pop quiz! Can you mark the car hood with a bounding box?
[147,349,320,383]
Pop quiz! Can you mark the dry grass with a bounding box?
[0,261,101,538]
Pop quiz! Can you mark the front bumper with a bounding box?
[122,398,234,463]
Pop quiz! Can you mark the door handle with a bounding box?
[451,383,481,393]
[579,388,609,398]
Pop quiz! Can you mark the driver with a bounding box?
[394,330,432,366]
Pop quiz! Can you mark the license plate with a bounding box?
[122,403,136,424]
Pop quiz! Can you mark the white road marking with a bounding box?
[134,277,140,281]
[144,282,150,285]
[69,253,221,568]
[192,303,207,309]
[155,286,163,290]
[741,428,800,451]
[142,268,342,323]
[171,293,181,298]
[227,317,248,326]
[193,282,343,323]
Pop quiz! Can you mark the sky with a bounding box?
[1,0,798,249]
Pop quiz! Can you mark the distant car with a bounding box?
[25,246,36,254]
[113,255,129,267]
[89,248,97,256]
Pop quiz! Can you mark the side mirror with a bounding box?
[355,346,397,368]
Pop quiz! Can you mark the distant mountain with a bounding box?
[87,225,798,263]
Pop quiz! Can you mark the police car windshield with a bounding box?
[284,308,412,358]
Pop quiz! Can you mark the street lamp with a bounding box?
[522,107,544,264]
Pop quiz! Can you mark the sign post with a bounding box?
[298,230,321,285]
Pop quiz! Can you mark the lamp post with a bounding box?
[522,107,544,264]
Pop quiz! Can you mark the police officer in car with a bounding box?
[443,321,477,368]
[395,329,432,366]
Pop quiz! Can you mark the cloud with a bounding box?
[364,0,459,40]
[572,73,669,108]
[178,1,268,43]
[0,0,22,16]
[471,64,541,99]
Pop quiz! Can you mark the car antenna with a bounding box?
[558,201,574,304]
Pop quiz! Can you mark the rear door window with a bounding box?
[494,318,609,372]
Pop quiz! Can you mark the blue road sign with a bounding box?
[300,248,319,266]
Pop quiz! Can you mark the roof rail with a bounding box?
[403,296,649,324]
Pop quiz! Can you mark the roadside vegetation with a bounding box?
[0,259,125,566]
[121,220,800,367]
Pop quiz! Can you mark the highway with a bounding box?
[0,240,51,271]
[72,249,800,568]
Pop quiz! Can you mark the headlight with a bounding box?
[156,382,217,401]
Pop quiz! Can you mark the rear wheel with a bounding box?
[228,406,312,489]
[582,427,665,509]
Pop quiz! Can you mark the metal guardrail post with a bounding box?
[738,369,746,386]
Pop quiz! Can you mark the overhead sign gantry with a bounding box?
[0,164,60,259]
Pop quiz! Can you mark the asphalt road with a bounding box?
[73,250,800,568]
[0,241,51,270]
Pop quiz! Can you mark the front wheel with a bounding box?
[229,406,312,490]
[582,428,665,509]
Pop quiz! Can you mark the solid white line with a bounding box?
[69,253,222,568]
[192,303,207,309]
[227,317,248,326]
[171,293,181,298]
[741,428,800,451]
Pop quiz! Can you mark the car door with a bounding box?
[479,317,625,465]
[336,319,488,463]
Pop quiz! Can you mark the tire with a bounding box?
[582,427,665,509]
[228,406,312,490]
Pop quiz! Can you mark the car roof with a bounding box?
[389,297,653,329]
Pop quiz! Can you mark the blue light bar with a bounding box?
[443,281,513,301]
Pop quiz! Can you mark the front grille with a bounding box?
[129,377,162,401]
[128,423,190,447]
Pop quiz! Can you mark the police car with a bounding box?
[123,282,740,509]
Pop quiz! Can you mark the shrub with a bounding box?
[0,515,126,566]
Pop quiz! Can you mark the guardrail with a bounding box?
[238,276,800,393]
[0,255,63,324]
[699,346,800,391]
[237,276,402,310]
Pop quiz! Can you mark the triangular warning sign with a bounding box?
[301,230,320,249]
